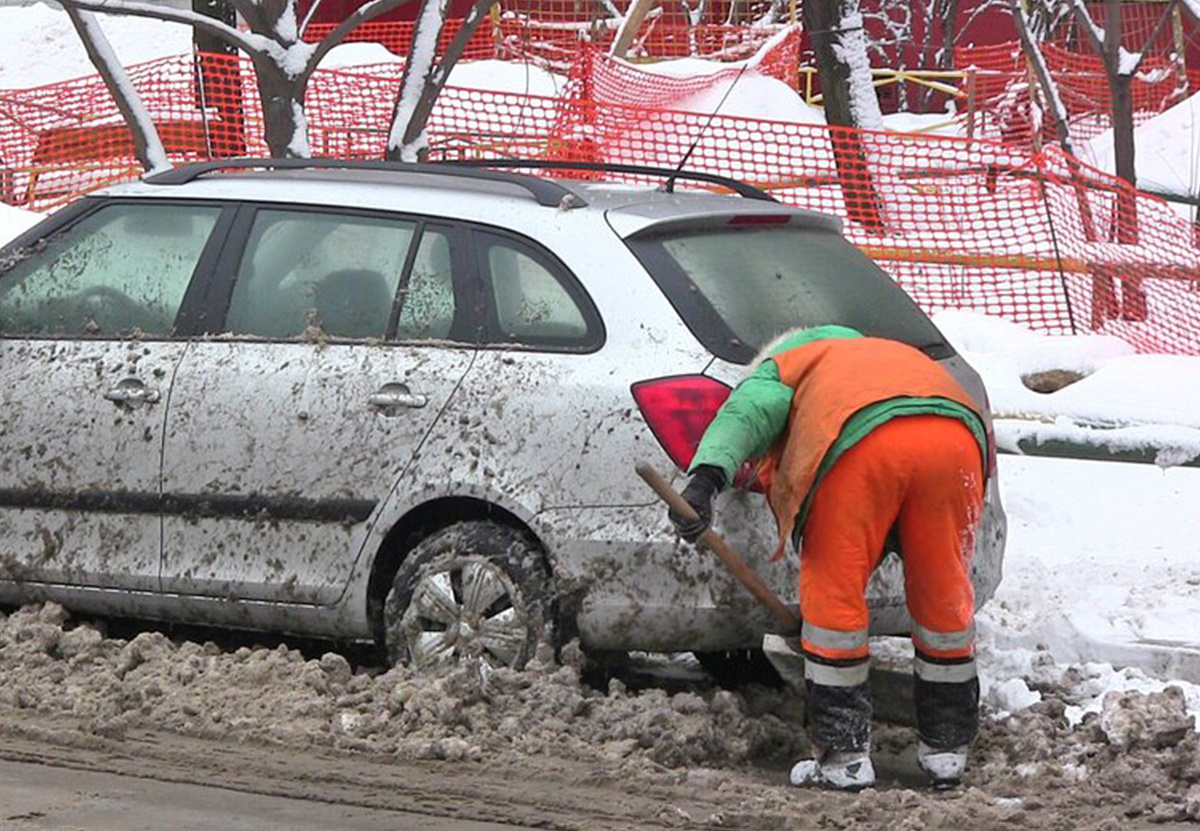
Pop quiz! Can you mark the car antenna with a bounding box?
[663,65,748,194]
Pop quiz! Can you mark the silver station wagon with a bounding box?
[0,159,1006,680]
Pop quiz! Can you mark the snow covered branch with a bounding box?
[386,0,493,161]
[56,0,257,52]
[1011,0,1074,156]
[62,5,170,173]
[306,0,418,75]
[1069,0,1106,57]
[1120,0,1178,77]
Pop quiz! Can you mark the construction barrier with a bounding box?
[0,48,1197,355]
[955,41,1200,149]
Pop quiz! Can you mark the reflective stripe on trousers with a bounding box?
[801,621,869,661]
[912,621,976,660]
[914,655,977,683]
[804,657,870,687]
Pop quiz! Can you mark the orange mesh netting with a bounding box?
[1,45,1197,354]
[956,40,1200,148]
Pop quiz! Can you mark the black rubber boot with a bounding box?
[805,678,873,752]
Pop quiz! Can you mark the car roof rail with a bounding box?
[141,158,585,209]
[448,159,778,202]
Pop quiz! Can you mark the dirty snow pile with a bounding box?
[1,601,1199,823]
[0,603,805,770]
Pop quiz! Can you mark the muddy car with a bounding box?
[0,159,1005,677]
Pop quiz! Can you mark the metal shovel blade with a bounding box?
[762,633,807,693]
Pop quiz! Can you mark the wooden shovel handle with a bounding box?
[636,462,800,634]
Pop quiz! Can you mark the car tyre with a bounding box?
[384,521,551,670]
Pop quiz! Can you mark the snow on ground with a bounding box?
[0,0,192,89]
[1086,89,1200,222]
[980,454,1200,720]
[880,110,967,138]
[922,310,1200,720]
[935,310,1200,431]
[672,73,826,124]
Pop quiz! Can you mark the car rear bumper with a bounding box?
[535,478,1006,653]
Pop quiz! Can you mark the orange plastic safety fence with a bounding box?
[302,17,785,67]
[2,51,1198,355]
[956,40,1200,149]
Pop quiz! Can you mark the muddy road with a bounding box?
[0,603,1198,830]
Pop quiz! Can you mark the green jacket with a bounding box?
[689,325,987,543]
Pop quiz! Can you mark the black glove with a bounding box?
[669,465,725,543]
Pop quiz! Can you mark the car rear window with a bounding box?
[627,224,951,364]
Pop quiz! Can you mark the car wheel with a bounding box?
[694,648,784,689]
[383,521,551,670]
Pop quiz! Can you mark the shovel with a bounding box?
[635,462,808,690]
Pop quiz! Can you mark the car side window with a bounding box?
[395,226,456,341]
[476,231,592,347]
[0,202,221,338]
[225,209,415,340]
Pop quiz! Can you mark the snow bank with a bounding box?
[672,73,826,124]
[0,0,191,90]
[1086,89,1200,221]
[317,46,571,99]
[447,59,569,99]
[980,453,1200,700]
[934,310,1200,431]
[0,204,44,245]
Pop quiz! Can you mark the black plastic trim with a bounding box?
[0,488,376,523]
[142,158,584,208]
[451,159,778,202]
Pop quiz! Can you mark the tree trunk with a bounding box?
[63,5,170,172]
[1110,72,1138,242]
[253,57,309,157]
[386,0,493,162]
[804,0,885,231]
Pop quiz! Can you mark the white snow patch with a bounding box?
[287,101,312,157]
[0,0,191,90]
[388,0,449,155]
[932,311,1200,431]
[318,42,402,69]
[1086,89,1200,222]
[671,73,826,124]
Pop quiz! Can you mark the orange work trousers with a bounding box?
[798,415,984,668]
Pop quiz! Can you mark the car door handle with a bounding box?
[104,378,161,407]
[368,383,427,411]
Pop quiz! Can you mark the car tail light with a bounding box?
[727,214,791,225]
[631,375,766,493]
[632,375,730,472]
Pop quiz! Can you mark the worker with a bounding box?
[669,325,987,791]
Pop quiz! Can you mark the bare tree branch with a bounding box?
[62,5,170,172]
[306,0,418,75]
[958,0,1009,40]
[1011,0,1074,155]
[386,0,492,160]
[1069,0,1105,58]
[57,0,258,53]
[1128,0,1178,75]
[299,0,329,36]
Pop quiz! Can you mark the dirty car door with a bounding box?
[0,200,227,591]
[160,208,474,605]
